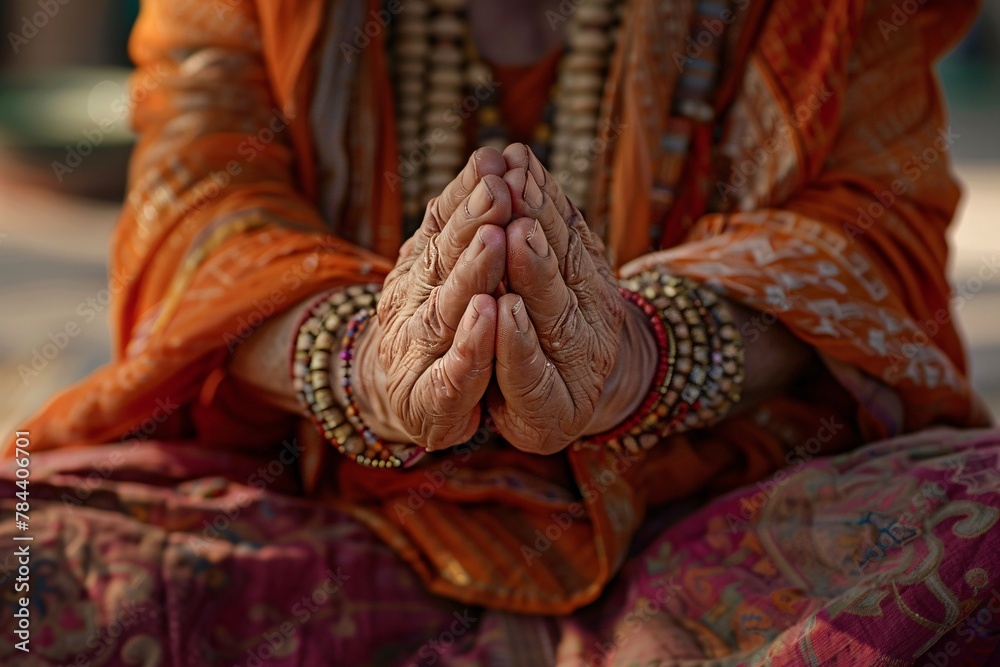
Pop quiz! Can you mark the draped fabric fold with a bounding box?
[3,0,990,615]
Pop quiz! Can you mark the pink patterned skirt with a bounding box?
[3,427,1000,666]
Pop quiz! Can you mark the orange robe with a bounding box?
[5,0,990,614]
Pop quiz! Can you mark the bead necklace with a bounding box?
[389,0,622,234]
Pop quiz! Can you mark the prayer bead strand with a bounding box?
[389,0,623,231]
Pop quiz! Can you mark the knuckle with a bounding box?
[454,340,492,373]
[376,328,397,371]
[417,287,454,345]
[420,233,445,285]
[561,229,589,287]
[424,421,464,451]
[428,360,455,402]
[437,231,465,272]
[544,293,580,352]
[386,382,411,427]
[378,318,412,366]
[377,281,407,324]
[423,197,445,233]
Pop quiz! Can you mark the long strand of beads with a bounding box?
[390,0,622,219]
[394,0,431,232]
[549,0,620,207]
[422,0,468,205]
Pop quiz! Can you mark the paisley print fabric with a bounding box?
[4,428,1000,665]
[1,0,996,660]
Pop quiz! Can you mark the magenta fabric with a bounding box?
[3,427,1000,666]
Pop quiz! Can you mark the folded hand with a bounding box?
[488,146,656,455]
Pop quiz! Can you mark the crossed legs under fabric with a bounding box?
[3,427,1000,666]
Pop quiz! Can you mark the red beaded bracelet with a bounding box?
[586,287,675,449]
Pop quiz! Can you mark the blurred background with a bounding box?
[0,1,998,437]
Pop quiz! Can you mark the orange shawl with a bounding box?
[6,0,989,614]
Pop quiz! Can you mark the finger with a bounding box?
[380,232,424,326]
[417,294,497,450]
[380,173,509,327]
[486,386,546,455]
[504,217,581,355]
[572,214,617,284]
[502,143,574,222]
[438,173,511,276]
[406,223,506,346]
[618,249,674,279]
[406,174,511,293]
[503,167,569,262]
[520,216,620,324]
[411,147,507,255]
[493,293,566,453]
[502,144,612,282]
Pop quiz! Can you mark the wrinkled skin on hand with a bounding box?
[354,145,654,455]
[488,145,643,455]
[355,148,511,450]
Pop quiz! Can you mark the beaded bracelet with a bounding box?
[290,284,415,469]
[590,287,675,452]
[337,309,396,466]
[593,272,745,453]
[688,285,744,423]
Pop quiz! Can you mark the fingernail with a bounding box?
[525,219,549,258]
[512,297,529,334]
[524,172,543,208]
[527,149,546,186]
[466,179,493,217]
[471,150,482,179]
[462,299,481,332]
[468,227,488,259]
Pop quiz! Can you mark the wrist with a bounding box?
[333,315,412,444]
[583,299,658,435]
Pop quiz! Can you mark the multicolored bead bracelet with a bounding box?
[592,272,745,453]
[290,284,412,469]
